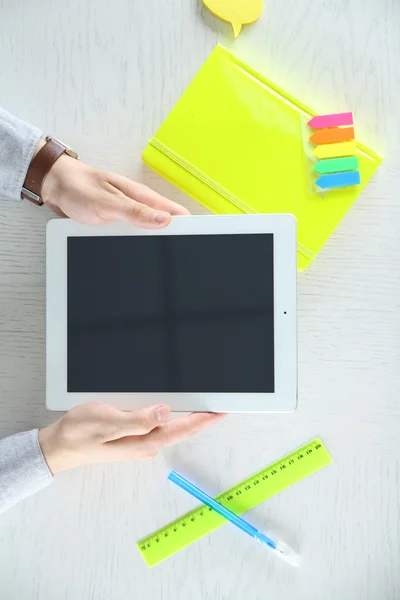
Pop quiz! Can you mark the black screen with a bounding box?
[67,234,274,393]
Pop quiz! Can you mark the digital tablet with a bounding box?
[46,214,297,412]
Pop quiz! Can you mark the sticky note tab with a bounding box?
[313,156,359,174]
[308,112,353,129]
[312,140,357,159]
[202,0,263,38]
[310,127,355,145]
[316,171,361,189]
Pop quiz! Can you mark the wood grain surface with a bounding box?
[1,0,400,598]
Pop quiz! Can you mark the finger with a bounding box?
[107,192,172,228]
[104,404,171,441]
[104,434,159,461]
[105,412,224,461]
[107,174,190,216]
[142,412,225,449]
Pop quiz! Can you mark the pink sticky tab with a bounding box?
[308,112,353,129]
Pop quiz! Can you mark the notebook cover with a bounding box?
[143,45,382,270]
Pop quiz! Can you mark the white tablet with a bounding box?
[46,214,297,412]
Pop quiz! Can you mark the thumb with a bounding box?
[111,194,171,229]
[105,404,171,441]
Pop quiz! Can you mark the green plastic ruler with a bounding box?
[137,438,331,567]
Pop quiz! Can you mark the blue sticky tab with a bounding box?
[316,171,361,189]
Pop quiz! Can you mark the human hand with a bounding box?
[37,140,189,226]
[38,403,224,475]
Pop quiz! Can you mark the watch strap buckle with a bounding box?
[21,187,43,206]
[45,136,79,160]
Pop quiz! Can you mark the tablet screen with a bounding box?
[67,234,274,393]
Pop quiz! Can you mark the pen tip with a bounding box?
[277,543,301,568]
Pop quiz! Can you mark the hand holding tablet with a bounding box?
[40,147,190,227]
[46,214,297,412]
[38,402,224,473]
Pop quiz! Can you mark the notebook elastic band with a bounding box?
[296,241,316,260]
[149,137,317,261]
[149,138,257,215]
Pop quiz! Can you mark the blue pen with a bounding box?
[168,471,299,567]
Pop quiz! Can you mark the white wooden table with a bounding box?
[1,1,400,598]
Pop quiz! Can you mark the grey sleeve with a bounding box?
[0,430,53,513]
[0,107,42,201]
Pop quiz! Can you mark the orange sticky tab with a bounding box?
[310,127,355,145]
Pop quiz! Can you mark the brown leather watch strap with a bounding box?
[22,138,68,206]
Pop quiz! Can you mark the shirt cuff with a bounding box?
[0,107,42,201]
[0,429,53,514]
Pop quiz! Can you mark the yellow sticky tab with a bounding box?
[312,140,357,159]
[202,0,263,38]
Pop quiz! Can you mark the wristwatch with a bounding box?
[21,136,79,206]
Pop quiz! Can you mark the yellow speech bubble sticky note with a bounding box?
[202,0,263,38]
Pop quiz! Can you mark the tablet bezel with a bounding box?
[46,214,297,412]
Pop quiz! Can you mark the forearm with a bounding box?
[0,107,42,201]
[0,429,53,514]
